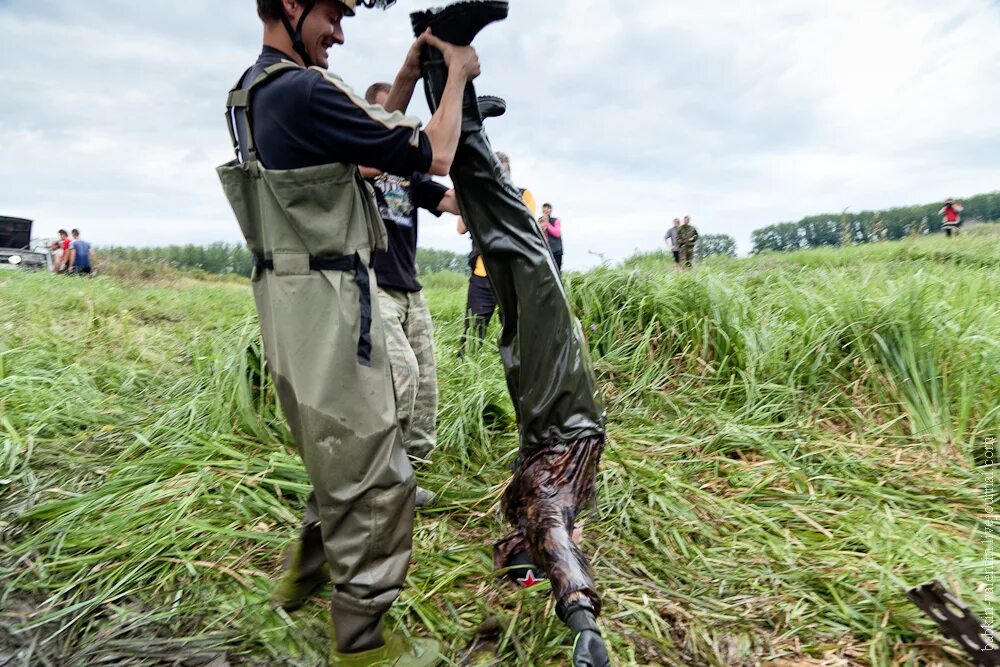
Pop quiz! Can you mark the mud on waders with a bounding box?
[216,53,440,663]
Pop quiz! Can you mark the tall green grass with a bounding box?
[2,229,997,665]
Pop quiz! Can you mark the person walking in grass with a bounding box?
[677,215,699,268]
[360,81,462,508]
[664,217,681,268]
[939,198,963,237]
[217,0,479,663]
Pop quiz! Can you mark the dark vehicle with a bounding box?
[0,216,48,270]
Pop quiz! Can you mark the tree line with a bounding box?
[100,243,471,278]
[751,191,1000,254]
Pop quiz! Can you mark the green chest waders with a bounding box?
[216,61,416,654]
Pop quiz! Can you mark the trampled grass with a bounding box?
[1,229,997,666]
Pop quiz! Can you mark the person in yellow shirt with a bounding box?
[457,151,535,355]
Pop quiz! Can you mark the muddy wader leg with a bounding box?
[263,270,417,656]
[413,4,609,662]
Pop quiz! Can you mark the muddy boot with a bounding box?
[329,630,443,666]
[271,521,329,611]
[564,602,611,667]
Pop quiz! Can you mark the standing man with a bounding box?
[677,215,699,268]
[217,1,479,663]
[67,229,94,275]
[664,217,681,267]
[362,81,461,506]
[939,198,964,237]
[412,3,610,663]
[539,202,563,273]
[457,150,535,354]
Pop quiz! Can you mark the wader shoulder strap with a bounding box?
[224,61,302,162]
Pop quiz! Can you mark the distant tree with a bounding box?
[869,212,886,241]
[751,190,999,253]
[100,243,254,277]
[839,210,854,247]
[415,248,469,275]
[695,234,737,260]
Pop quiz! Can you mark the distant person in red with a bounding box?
[57,229,71,272]
[538,202,563,273]
[938,198,963,237]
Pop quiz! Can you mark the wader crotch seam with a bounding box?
[253,253,374,367]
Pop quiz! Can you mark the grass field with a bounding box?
[1,229,998,666]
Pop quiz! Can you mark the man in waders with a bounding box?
[410,2,611,664]
[216,1,479,664]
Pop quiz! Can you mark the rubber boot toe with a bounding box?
[329,632,443,666]
[477,95,506,119]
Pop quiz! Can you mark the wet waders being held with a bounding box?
[411,3,610,664]
[217,62,437,663]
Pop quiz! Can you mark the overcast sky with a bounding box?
[2,0,998,268]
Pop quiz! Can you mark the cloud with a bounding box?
[1,0,998,267]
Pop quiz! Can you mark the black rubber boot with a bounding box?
[564,603,611,667]
[410,1,509,46]
[411,1,508,132]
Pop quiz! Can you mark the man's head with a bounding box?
[71,229,80,238]
[58,229,68,239]
[365,82,391,106]
[673,218,680,227]
[542,203,552,217]
[496,151,511,176]
[683,216,690,225]
[258,0,350,69]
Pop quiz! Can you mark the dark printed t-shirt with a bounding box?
[236,46,433,175]
[371,173,447,292]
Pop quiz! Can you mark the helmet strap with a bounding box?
[280,0,318,67]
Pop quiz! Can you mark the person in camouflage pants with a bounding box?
[677,215,699,268]
[378,288,437,463]
[363,82,462,500]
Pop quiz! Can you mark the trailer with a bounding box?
[0,216,48,270]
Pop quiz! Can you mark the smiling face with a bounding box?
[296,0,346,69]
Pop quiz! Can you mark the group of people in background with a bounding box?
[47,228,94,274]
[664,215,699,268]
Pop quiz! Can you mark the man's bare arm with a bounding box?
[438,189,460,215]
[421,32,479,176]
